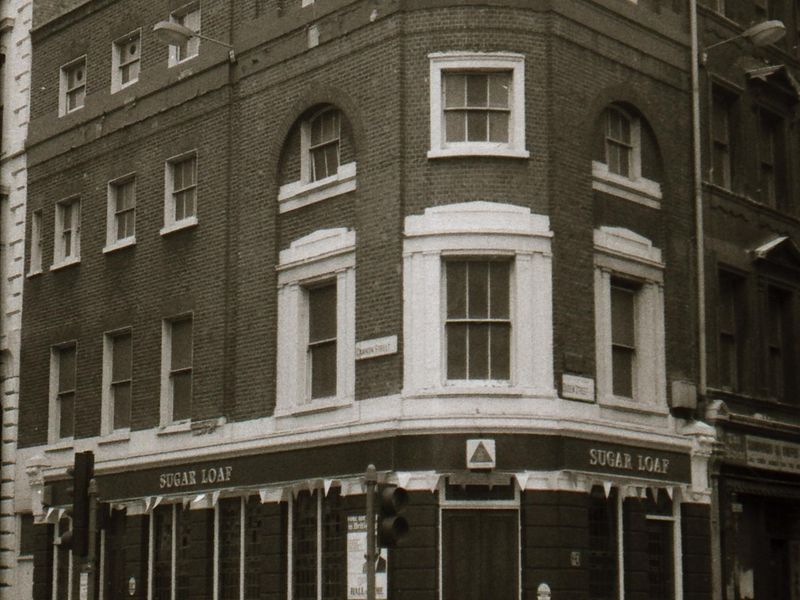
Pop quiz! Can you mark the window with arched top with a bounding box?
[278,105,357,213]
[592,103,663,209]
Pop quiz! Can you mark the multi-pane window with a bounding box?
[112,31,140,91]
[767,287,793,400]
[292,490,346,600]
[110,177,136,243]
[165,317,193,422]
[605,107,633,178]
[109,331,132,430]
[167,154,197,226]
[309,109,340,182]
[611,280,637,398]
[589,487,618,600]
[55,198,80,264]
[711,90,733,188]
[54,344,76,439]
[442,71,511,144]
[170,4,201,65]
[718,271,745,390]
[308,282,337,399]
[445,260,511,381]
[60,57,86,115]
[29,209,42,273]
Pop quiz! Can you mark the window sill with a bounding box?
[598,394,669,416]
[59,106,84,118]
[111,80,138,95]
[274,396,353,418]
[157,420,192,436]
[404,383,529,399]
[26,269,43,279]
[44,439,74,454]
[50,257,80,271]
[98,429,131,445]
[592,161,662,209]
[427,146,529,159]
[160,216,198,237]
[278,162,357,213]
[103,237,136,254]
[168,54,199,69]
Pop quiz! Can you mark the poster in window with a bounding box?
[347,515,388,600]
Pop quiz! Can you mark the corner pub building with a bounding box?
[14,1,717,599]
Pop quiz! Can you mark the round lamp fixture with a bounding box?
[153,21,195,46]
[742,20,786,47]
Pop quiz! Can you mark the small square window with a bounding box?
[54,198,80,267]
[103,330,132,434]
[169,4,201,66]
[50,343,77,441]
[163,153,198,232]
[107,176,136,249]
[161,316,193,424]
[429,52,527,159]
[112,31,141,92]
[60,57,86,116]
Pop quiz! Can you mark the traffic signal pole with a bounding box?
[365,465,377,600]
[82,477,98,600]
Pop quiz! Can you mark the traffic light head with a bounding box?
[70,451,94,557]
[377,485,408,548]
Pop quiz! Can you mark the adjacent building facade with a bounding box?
[8,0,798,599]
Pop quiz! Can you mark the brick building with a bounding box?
[696,1,800,599]
[17,0,792,599]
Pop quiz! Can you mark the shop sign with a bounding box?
[742,435,800,475]
[564,438,690,482]
[158,465,233,490]
[356,336,397,360]
[346,515,387,600]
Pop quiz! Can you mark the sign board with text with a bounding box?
[347,515,387,600]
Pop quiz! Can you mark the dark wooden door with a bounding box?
[442,510,518,600]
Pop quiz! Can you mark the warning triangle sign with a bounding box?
[470,442,493,464]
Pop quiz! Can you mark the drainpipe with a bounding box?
[689,2,720,599]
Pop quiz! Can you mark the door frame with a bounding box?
[437,479,521,600]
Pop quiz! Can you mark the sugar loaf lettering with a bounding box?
[159,465,233,490]
[589,448,670,475]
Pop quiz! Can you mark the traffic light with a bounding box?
[69,451,94,557]
[377,485,408,548]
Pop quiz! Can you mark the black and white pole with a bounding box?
[365,464,378,600]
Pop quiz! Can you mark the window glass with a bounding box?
[589,487,618,600]
[30,210,42,272]
[309,283,337,399]
[171,156,197,222]
[18,514,34,557]
[309,110,340,181]
[711,91,732,188]
[113,179,136,241]
[170,318,193,421]
[153,506,172,600]
[58,345,76,439]
[443,72,511,144]
[446,260,511,380]
[293,491,317,600]
[611,283,635,398]
[111,332,132,430]
[219,499,241,599]
[605,108,632,177]
[63,59,86,112]
[115,33,140,87]
[172,6,200,63]
[174,507,214,599]
[767,287,792,400]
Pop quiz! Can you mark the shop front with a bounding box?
[30,432,711,600]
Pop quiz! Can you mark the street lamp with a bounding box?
[152,21,236,63]
[702,19,786,63]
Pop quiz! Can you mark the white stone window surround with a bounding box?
[159,314,194,428]
[58,55,87,117]
[168,2,201,67]
[101,328,132,437]
[104,173,137,253]
[278,108,357,213]
[428,52,529,159]
[276,228,356,416]
[594,226,666,413]
[111,29,141,93]
[161,150,199,236]
[403,201,553,397]
[48,342,76,445]
[592,108,662,209]
[51,196,81,271]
